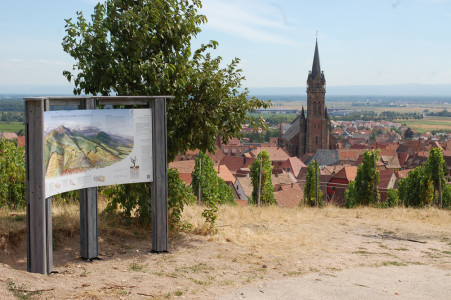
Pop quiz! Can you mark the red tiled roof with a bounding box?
[0,132,18,139]
[235,199,247,206]
[215,164,236,184]
[274,184,302,208]
[252,147,290,162]
[287,157,307,177]
[397,153,409,167]
[16,136,25,147]
[178,173,192,186]
[333,166,357,181]
[219,156,255,174]
[396,169,413,179]
[169,160,195,174]
[378,169,395,188]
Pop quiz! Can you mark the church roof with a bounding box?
[311,39,322,80]
[281,115,302,140]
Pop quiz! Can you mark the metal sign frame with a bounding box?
[24,96,172,274]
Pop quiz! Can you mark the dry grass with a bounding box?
[0,202,450,299]
[182,205,451,258]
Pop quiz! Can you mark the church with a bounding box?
[281,40,334,157]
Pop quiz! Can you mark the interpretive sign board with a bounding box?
[25,96,170,275]
[43,109,152,198]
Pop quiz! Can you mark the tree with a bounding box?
[62,0,267,225]
[345,150,380,207]
[424,148,447,208]
[191,152,235,229]
[62,0,269,162]
[344,180,356,208]
[250,150,275,206]
[404,127,414,139]
[304,160,323,207]
[397,167,433,207]
[386,188,399,208]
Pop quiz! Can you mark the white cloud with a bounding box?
[201,0,298,46]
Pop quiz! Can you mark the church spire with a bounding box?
[311,39,321,80]
[301,106,305,119]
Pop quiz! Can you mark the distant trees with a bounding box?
[303,160,323,207]
[250,150,275,206]
[345,150,380,208]
[333,111,423,122]
[426,109,451,117]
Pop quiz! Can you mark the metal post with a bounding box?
[79,98,99,259]
[151,97,168,252]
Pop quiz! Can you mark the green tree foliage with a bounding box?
[386,188,399,207]
[345,150,380,207]
[102,168,195,228]
[168,168,195,231]
[192,152,235,229]
[62,0,269,161]
[424,147,447,207]
[397,167,433,207]
[250,150,275,206]
[404,127,414,139]
[441,184,451,209]
[0,140,26,209]
[344,180,356,208]
[303,160,323,207]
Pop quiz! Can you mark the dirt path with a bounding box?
[219,265,451,299]
[0,206,450,299]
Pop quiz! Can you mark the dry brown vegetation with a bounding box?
[0,203,450,299]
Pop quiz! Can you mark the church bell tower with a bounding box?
[305,39,329,153]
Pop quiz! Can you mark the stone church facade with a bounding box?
[281,40,332,157]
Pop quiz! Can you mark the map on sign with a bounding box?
[43,109,152,198]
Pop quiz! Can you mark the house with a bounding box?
[219,156,255,176]
[327,166,357,205]
[0,132,18,140]
[378,169,396,202]
[235,177,253,201]
[274,184,303,208]
[168,160,196,186]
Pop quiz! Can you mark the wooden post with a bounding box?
[315,160,318,207]
[151,97,168,252]
[257,158,262,206]
[78,98,99,259]
[197,156,202,205]
[26,99,50,274]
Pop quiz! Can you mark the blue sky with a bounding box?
[1,0,450,90]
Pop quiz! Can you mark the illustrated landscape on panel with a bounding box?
[44,124,134,178]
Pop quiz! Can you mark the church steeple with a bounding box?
[311,39,321,81]
[300,106,305,119]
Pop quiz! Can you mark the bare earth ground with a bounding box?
[0,205,450,299]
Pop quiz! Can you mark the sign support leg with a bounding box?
[79,98,99,259]
[26,100,50,274]
[151,97,168,252]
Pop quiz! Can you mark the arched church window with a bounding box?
[315,136,318,145]
[318,102,322,117]
[313,102,317,116]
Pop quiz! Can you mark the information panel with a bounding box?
[44,109,152,198]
